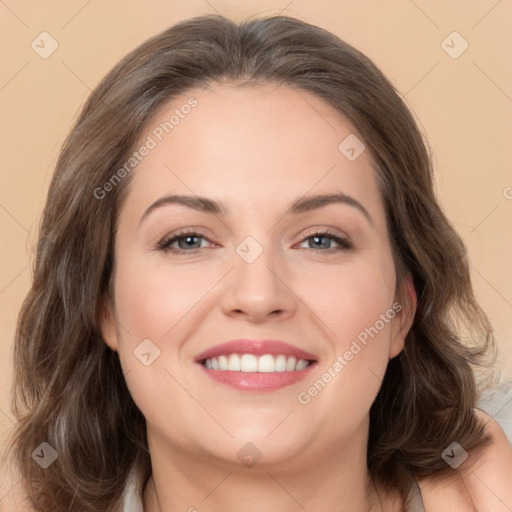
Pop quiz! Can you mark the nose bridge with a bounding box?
[236,237,279,287]
[220,234,296,320]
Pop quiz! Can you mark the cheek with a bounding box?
[295,254,396,347]
[114,256,221,342]
[294,254,397,407]
[297,283,396,434]
[114,245,397,357]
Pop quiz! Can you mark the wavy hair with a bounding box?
[7,13,495,511]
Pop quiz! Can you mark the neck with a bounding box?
[142,424,403,512]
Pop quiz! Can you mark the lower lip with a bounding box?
[198,363,316,391]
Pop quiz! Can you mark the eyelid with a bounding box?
[294,228,353,251]
[157,226,353,254]
[298,227,352,246]
[157,228,216,253]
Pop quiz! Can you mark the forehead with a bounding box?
[120,81,385,224]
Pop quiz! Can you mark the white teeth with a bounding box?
[203,354,312,372]
[227,354,240,371]
[258,354,275,373]
[274,354,287,372]
[241,354,258,372]
[219,355,228,370]
[295,359,309,370]
[286,356,296,371]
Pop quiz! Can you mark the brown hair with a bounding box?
[7,13,495,511]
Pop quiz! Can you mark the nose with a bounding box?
[220,245,297,323]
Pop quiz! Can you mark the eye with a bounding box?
[157,229,352,255]
[157,230,214,254]
[297,231,352,252]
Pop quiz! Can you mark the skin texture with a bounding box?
[104,84,418,512]
[2,82,510,511]
[98,82,512,511]
[101,81,415,511]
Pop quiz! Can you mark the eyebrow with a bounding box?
[139,192,373,225]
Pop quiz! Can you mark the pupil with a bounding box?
[180,236,199,249]
[313,236,329,249]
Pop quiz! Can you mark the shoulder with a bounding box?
[416,403,512,511]
[463,408,512,509]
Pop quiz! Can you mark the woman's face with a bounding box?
[101,82,414,470]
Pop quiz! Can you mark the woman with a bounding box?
[3,13,511,511]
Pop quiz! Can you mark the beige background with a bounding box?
[1,0,511,445]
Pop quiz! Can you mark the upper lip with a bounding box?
[194,339,318,363]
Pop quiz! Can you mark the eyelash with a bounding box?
[157,229,353,255]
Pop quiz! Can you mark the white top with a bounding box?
[122,382,512,511]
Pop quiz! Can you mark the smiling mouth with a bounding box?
[201,353,315,372]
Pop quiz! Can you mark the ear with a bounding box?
[99,298,119,352]
[389,273,417,359]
